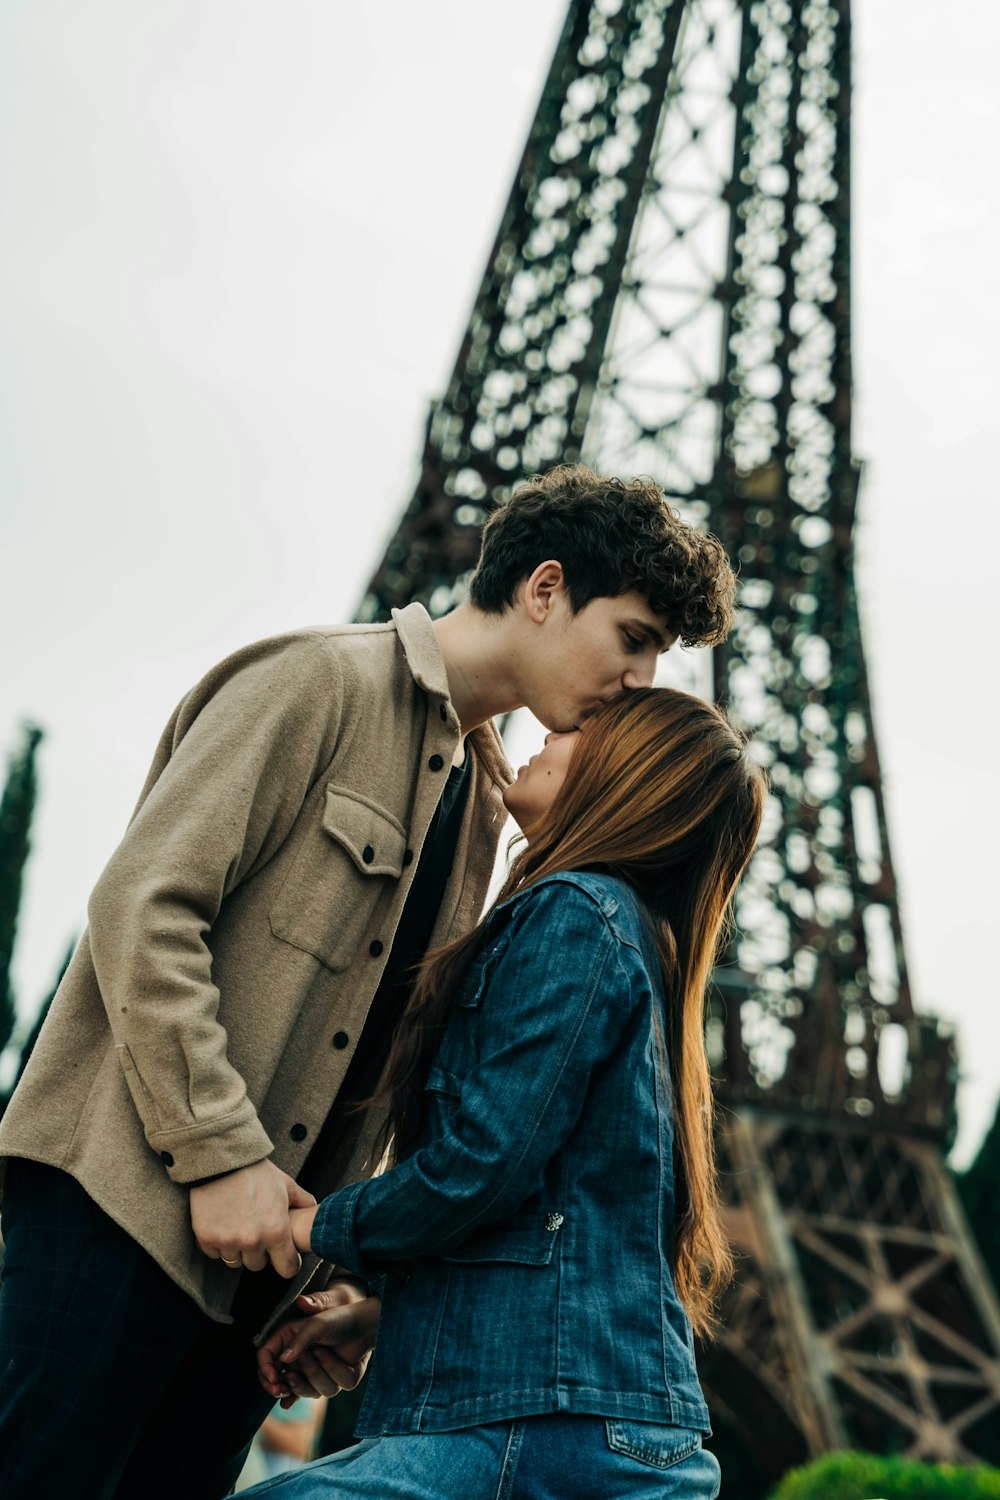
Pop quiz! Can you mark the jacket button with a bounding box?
[545,1212,564,1231]
[369,939,384,958]
[439,703,448,721]
[332,1031,349,1049]
[160,1151,174,1167]
[362,844,375,864]
[428,754,444,772]
[403,848,414,866]
[290,1123,308,1142]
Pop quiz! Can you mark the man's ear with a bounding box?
[522,560,566,624]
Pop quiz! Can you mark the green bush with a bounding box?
[766,1451,1000,1500]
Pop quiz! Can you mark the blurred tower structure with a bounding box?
[359,0,1000,1481]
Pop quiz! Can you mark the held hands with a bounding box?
[257,1282,381,1406]
[190,1159,318,1278]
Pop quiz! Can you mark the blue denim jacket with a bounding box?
[310,871,711,1436]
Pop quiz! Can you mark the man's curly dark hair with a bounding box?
[469,465,736,647]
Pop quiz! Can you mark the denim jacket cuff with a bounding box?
[309,1178,369,1275]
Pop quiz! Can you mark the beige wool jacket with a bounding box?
[0,604,511,1323]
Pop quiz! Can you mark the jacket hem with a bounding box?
[355,1386,711,1438]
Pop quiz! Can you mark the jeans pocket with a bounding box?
[604,1419,702,1470]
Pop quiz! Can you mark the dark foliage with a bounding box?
[0,725,43,1056]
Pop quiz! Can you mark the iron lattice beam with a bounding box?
[356,0,1000,1478]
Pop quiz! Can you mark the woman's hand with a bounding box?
[257,1282,381,1405]
[288,1203,318,1254]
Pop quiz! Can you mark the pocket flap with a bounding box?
[442,1212,562,1267]
[424,1064,461,1099]
[322,786,407,877]
[457,950,495,1009]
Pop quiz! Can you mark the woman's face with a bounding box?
[503,729,581,835]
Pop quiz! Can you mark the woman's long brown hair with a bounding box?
[371,687,766,1339]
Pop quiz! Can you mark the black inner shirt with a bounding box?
[299,752,473,1188]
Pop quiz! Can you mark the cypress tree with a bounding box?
[0,724,43,1057]
[8,937,75,1097]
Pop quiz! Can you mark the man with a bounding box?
[0,465,735,1498]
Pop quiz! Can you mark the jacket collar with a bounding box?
[392,603,512,790]
[392,602,451,699]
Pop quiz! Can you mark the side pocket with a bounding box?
[115,1043,162,1133]
[604,1421,702,1470]
[441,1212,562,1267]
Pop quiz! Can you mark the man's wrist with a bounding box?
[186,1156,270,1189]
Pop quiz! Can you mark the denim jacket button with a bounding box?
[545,1212,564,1231]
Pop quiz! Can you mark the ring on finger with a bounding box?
[221,1253,242,1269]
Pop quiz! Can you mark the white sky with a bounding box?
[1,0,998,1165]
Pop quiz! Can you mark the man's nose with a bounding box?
[622,659,656,690]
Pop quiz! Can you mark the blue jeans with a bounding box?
[238,1413,721,1499]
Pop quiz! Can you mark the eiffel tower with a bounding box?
[356,1,1000,1488]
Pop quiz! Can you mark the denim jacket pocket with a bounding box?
[441,1212,563,1267]
[424,1063,461,1099]
[421,1063,462,1137]
[456,947,498,1009]
[605,1421,702,1470]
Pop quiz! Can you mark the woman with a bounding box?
[246,687,766,1499]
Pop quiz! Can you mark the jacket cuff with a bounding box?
[310,1180,369,1277]
[148,1101,274,1183]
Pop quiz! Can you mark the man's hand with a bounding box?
[257,1282,381,1405]
[190,1160,317,1278]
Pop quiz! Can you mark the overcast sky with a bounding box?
[1,0,997,1165]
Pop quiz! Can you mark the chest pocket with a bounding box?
[433,946,499,1079]
[270,784,407,972]
[456,951,494,1010]
[420,1061,462,1140]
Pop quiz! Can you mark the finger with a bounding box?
[277,1306,362,1364]
[239,1245,268,1273]
[295,1289,352,1313]
[313,1346,364,1391]
[196,1238,222,1261]
[296,1281,366,1312]
[294,1349,348,1398]
[285,1176,318,1210]
[267,1229,303,1281]
[257,1319,309,1375]
[258,1362,290,1400]
[280,1365,324,1400]
[258,1339,295,1389]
